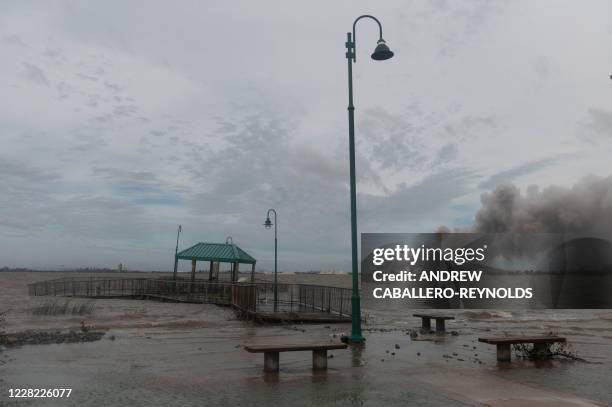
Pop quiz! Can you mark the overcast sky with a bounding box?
[1,1,611,271]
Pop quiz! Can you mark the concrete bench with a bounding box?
[244,342,347,372]
[413,313,455,333]
[478,336,566,362]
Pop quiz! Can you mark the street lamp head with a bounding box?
[263,217,273,229]
[371,39,394,61]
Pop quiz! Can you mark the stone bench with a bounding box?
[244,342,347,372]
[478,336,566,362]
[413,313,455,333]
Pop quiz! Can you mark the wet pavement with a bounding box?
[1,272,611,406]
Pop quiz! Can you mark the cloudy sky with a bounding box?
[1,0,611,271]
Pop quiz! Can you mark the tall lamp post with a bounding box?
[263,209,278,312]
[173,224,182,281]
[345,15,394,343]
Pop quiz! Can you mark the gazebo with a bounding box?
[174,242,257,283]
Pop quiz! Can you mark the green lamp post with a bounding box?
[264,209,278,312]
[345,15,394,343]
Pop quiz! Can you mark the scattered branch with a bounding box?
[513,340,585,362]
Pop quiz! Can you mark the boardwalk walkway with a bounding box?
[28,277,351,323]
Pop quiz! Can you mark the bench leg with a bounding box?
[312,350,328,370]
[421,317,431,331]
[496,344,511,362]
[435,318,446,333]
[264,351,279,372]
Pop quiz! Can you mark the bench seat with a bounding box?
[413,313,455,332]
[244,342,347,372]
[478,336,566,362]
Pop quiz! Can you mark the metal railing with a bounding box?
[252,283,351,316]
[28,278,351,317]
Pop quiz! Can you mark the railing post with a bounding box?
[321,289,324,312]
[312,288,315,311]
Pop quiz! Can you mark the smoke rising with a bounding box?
[469,174,612,236]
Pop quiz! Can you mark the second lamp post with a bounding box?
[264,209,278,312]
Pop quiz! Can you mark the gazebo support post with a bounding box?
[175,243,256,287]
[191,259,196,292]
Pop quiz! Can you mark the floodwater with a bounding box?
[1,272,611,406]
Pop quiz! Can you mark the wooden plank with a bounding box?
[478,336,566,345]
[244,342,347,353]
[413,313,455,320]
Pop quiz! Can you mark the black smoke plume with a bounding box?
[470,174,612,236]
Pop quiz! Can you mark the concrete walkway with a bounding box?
[416,369,604,406]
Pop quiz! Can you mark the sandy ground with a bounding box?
[1,272,611,406]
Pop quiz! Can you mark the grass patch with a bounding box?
[31,300,96,316]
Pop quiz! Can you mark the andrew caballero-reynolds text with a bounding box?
[370,244,533,300]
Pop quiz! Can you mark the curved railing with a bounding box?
[27,278,352,318]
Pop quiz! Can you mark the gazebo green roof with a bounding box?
[176,242,256,264]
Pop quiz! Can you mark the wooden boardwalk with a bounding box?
[28,277,351,323]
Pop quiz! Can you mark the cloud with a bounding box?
[1,1,611,270]
[2,34,27,47]
[0,159,158,238]
[436,143,458,163]
[361,168,478,225]
[22,62,48,85]
[0,159,59,230]
[478,156,570,190]
[358,107,428,171]
[586,108,612,137]
[92,167,184,207]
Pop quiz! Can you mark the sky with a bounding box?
[1,0,611,272]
